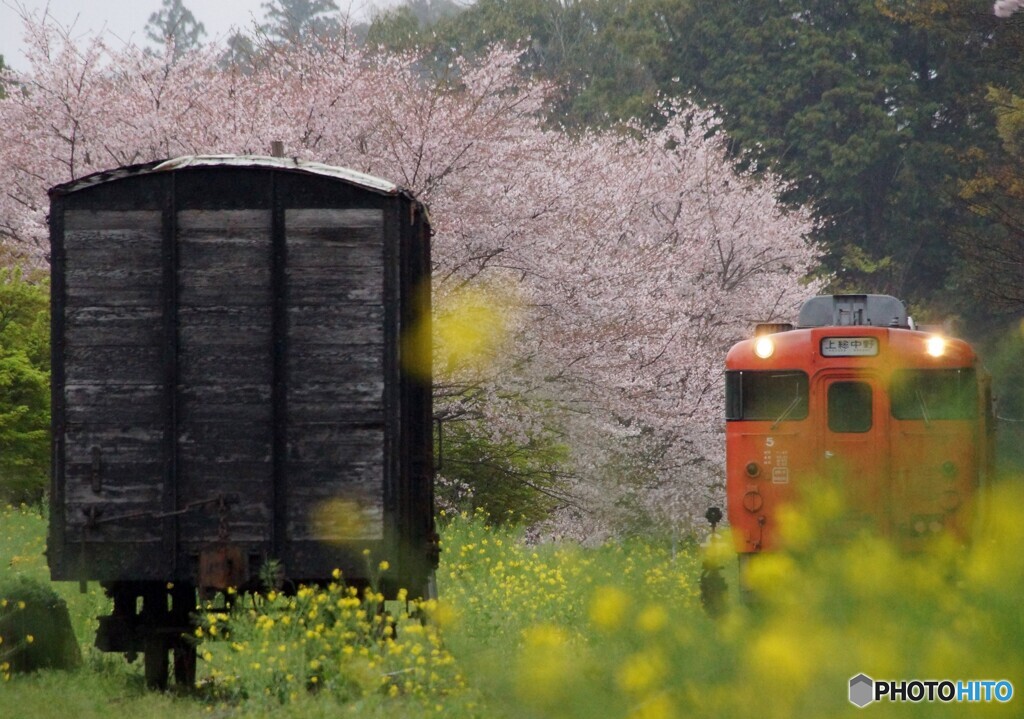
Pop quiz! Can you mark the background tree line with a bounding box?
[127,0,1024,329]
[139,0,1024,342]
[368,0,1024,322]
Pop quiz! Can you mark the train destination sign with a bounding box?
[820,337,880,357]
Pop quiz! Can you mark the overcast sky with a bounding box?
[0,0,388,70]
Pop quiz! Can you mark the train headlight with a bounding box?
[925,335,946,357]
[754,336,775,359]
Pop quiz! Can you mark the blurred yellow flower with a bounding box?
[628,692,676,719]
[515,625,575,706]
[402,284,516,380]
[589,586,630,631]
[636,604,669,634]
[616,650,666,695]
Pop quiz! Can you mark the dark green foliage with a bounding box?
[957,85,1024,318]
[367,0,666,126]
[145,0,207,58]
[366,0,462,50]
[982,322,1024,477]
[220,31,259,72]
[0,575,81,674]
[437,419,570,525]
[0,270,50,504]
[365,5,427,52]
[260,0,343,45]
[661,0,1011,309]
[665,1,1024,316]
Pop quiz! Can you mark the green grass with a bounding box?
[2,491,1023,718]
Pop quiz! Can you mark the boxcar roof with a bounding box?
[49,155,401,197]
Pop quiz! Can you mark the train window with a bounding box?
[828,381,872,433]
[725,370,808,421]
[890,369,978,421]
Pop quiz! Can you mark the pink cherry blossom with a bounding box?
[994,0,1024,18]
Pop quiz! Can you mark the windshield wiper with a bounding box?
[916,389,931,427]
[771,395,803,430]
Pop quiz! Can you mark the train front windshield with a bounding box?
[726,370,809,422]
[890,368,978,421]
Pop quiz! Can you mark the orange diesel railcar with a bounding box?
[724,295,992,563]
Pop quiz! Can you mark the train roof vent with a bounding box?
[797,294,910,329]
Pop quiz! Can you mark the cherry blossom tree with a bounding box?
[0,15,822,536]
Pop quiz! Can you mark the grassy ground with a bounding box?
[2,489,1023,718]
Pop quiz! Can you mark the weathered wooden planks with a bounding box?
[62,211,166,544]
[285,208,386,541]
[177,210,274,543]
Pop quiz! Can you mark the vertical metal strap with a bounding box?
[49,197,68,568]
[164,174,180,575]
[270,173,288,562]
[381,200,400,565]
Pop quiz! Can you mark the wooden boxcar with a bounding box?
[47,155,435,686]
